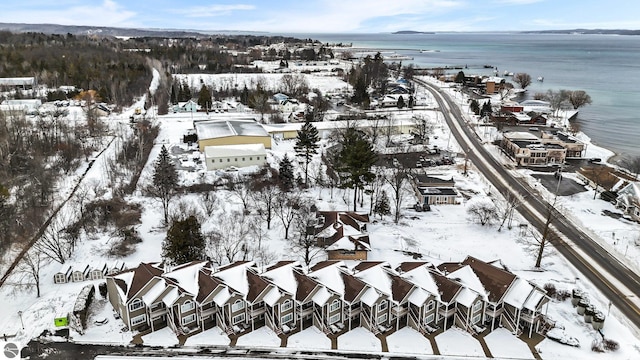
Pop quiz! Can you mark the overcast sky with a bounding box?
[2,0,638,33]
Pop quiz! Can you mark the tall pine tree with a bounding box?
[163,216,205,265]
[152,145,178,225]
[335,128,378,211]
[278,155,295,190]
[294,121,320,185]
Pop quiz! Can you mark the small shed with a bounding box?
[88,264,108,280]
[54,266,73,284]
[70,265,91,282]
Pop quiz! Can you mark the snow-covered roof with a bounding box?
[503,132,540,141]
[360,288,379,307]
[408,288,430,306]
[162,287,180,307]
[164,261,208,296]
[0,77,35,86]
[195,119,268,140]
[455,287,479,308]
[400,264,441,302]
[204,143,266,158]
[446,265,487,301]
[312,286,332,306]
[141,279,167,305]
[326,236,371,251]
[212,287,232,306]
[262,261,299,296]
[214,261,254,296]
[308,261,346,296]
[523,289,546,311]
[503,277,534,309]
[263,288,282,307]
[352,262,392,297]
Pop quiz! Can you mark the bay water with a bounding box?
[293,32,640,161]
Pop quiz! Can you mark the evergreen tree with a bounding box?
[151,145,178,224]
[197,84,211,110]
[278,155,295,190]
[470,99,480,115]
[455,71,466,84]
[335,128,378,211]
[481,100,493,117]
[294,121,320,185]
[162,216,205,265]
[240,85,250,105]
[408,94,414,108]
[374,190,391,218]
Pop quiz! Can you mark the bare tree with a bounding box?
[545,89,570,118]
[568,90,592,110]
[206,210,252,265]
[14,249,47,297]
[225,173,252,213]
[622,156,640,180]
[290,200,323,266]
[385,167,410,224]
[199,190,218,214]
[249,91,271,122]
[513,73,532,89]
[410,114,434,145]
[169,198,206,225]
[275,192,303,240]
[466,198,498,226]
[497,192,523,231]
[250,171,280,229]
[34,216,73,264]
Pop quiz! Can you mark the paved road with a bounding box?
[414,78,640,333]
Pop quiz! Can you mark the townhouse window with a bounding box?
[131,314,146,326]
[249,157,253,161]
[181,313,196,325]
[328,313,341,325]
[232,300,245,312]
[129,298,144,312]
[242,157,245,162]
[181,300,195,313]
[378,300,388,312]
[426,300,435,312]
[227,159,230,162]
[232,313,245,324]
[472,314,482,324]
[377,313,388,324]
[281,313,294,324]
[329,299,340,312]
[425,313,435,324]
[281,299,293,312]
[473,301,483,312]
[256,156,260,160]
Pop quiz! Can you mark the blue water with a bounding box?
[289,32,640,160]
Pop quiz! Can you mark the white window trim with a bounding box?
[281,313,294,324]
[281,299,292,311]
[377,313,388,324]
[378,300,388,312]
[425,313,435,324]
[329,300,340,312]
[181,300,195,313]
[232,313,245,324]
[426,300,435,312]
[473,301,482,311]
[328,313,341,325]
[131,314,146,326]
[181,313,196,325]
[472,314,482,324]
[129,299,144,312]
[231,300,245,312]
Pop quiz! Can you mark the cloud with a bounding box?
[175,4,256,18]
[0,0,137,27]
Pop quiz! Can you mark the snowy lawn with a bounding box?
[184,326,230,346]
[286,327,331,350]
[337,327,381,352]
[74,296,133,345]
[235,327,280,347]
[484,328,534,359]
[386,327,433,355]
[435,328,485,357]
[141,327,179,347]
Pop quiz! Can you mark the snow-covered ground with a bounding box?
[0,70,639,360]
[386,327,433,354]
[287,327,331,350]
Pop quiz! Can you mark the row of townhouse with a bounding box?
[106,256,549,340]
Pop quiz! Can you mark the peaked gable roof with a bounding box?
[113,262,163,302]
[461,256,517,303]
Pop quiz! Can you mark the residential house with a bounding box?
[105,257,548,340]
[326,234,371,260]
[313,211,369,248]
[410,174,461,206]
[172,100,199,113]
[616,182,640,222]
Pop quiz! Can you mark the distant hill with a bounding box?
[0,22,235,38]
[392,30,435,35]
[523,29,640,35]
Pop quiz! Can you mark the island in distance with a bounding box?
[392,30,435,34]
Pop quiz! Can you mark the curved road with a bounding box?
[415,78,640,332]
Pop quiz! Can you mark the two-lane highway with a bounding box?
[415,78,640,333]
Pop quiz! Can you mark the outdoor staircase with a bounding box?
[501,308,522,336]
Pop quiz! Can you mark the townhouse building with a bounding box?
[106,256,548,341]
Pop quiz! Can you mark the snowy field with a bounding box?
[0,71,639,360]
